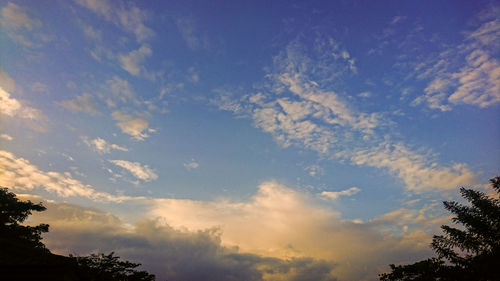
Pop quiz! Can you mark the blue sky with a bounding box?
[1,0,499,280]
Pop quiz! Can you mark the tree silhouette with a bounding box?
[0,187,49,251]
[0,187,156,281]
[73,252,155,281]
[379,176,500,281]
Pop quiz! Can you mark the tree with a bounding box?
[0,187,49,251]
[73,252,156,281]
[379,176,500,281]
[0,187,156,281]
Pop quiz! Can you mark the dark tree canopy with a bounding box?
[73,252,155,281]
[379,176,500,281]
[0,187,156,281]
[0,187,49,251]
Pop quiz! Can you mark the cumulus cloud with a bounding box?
[149,181,436,280]
[320,187,361,201]
[12,181,448,281]
[0,86,49,131]
[112,111,151,140]
[82,136,128,154]
[59,93,99,115]
[109,159,158,182]
[22,195,339,281]
[0,150,133,202]
[74,0,154,42]
[118,44,152,76]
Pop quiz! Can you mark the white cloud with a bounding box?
[320,187,361,201]
[413,18,500,110]
[109,159,158,182]
[0,2,42,47]
[351,142,477,191]
[0,150,133,202]
[82,137,128,154]
[59,93,99,115]
[0,86,48,131]
[75,0,154,42]
[118,44,152,76]
[112,111,151,140]
[30,82,49,94]
[213,36,478,192]
[0,134,13,141]
[183,159,199,171]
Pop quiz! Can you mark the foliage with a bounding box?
[0,187,49,251]
[0,187,156,280]
[73,252,156,281]
[379,176,500,281]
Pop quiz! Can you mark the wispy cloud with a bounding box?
[82,136,128,154]
[320,187,360,201]
[0,134,13,141]
[0,2,43,48]
[351,142,476,192]
[109,159,158,182]
[0,150,133,202]
[112,111,152,141]
[118,44,152,76]
[183,159,199,171]
[74,0,154,42]
[412,17,500,110]
[213,36,477,191]
[175,16,208,50]
[59,93,99,115]
[0,86,49,132]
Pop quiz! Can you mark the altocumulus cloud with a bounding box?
[109,159,158,182]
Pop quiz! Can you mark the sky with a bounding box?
[0,0,499,280]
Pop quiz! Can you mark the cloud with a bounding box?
[105,76,137,105]
[351,142,477,191]
[0,2,42,47]
[118,44,152,76]
[59,93,99,115]
[112,111,151,140]
[0,134,13,141]
[0,86,49,131]
[149,181,436,280]
[413,18,500,110]
[305,164,323,177]
[175,16,208,50]
[212,36,480,192]
[22,195,339,281]
[0,68,16,93]
[109,160,158,182]
[74,0,154,42]
[82,137,128,154]
[320,187,361,201]
[183,159,199,171]
[0,150,134,202]
[15,181,447,281]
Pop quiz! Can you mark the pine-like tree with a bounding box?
[379,176,500,281]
